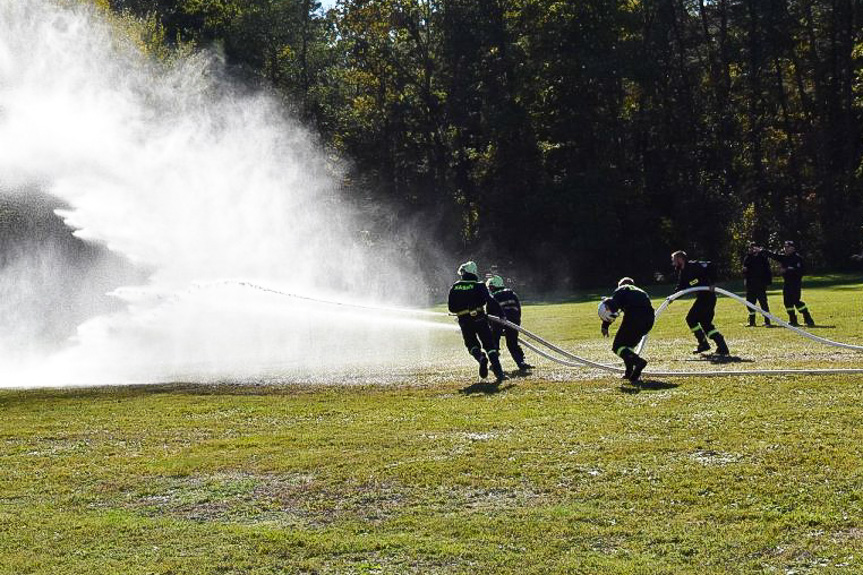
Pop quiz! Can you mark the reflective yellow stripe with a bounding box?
[690,323,703,333]
[456,307,484,317]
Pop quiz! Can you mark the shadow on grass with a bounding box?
[459,381,515,395]
[618,379,679,394]
[687,355,754,364]
[637,379,679,390]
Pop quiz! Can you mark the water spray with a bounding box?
[221,281,863,377]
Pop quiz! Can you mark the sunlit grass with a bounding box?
[2,276,863,573]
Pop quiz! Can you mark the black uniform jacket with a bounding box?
[491,288,522,324]
[742,252,772,287]
[765,251,804,285]
[675,260,715,301]
[605,284,654,317]
[448,278,504,319]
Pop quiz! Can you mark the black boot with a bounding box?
[517,362,534,371]
[478,355,489,379]
[802,310,815,327]
[746,314,756,327]
[630,356,648,383]
[619,352,634,380]
[787,311,799,326]
[489,354,505,384]
[764,317,772,327]
[711,333,730,355]
[693,337,711,354]
[620,349,642,381]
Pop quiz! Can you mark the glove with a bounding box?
[601,323,609,338]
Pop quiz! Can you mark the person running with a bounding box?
[599,277,655,383]
[671,250,730,355]
[742,242,772,327]
[447,261,506,383]
[761,241,814,327]
[486,275,533,371]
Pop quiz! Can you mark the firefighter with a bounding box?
[671,250,730,355]
[761,241,814,327]
[447,261,506,383]
[599,277,654,382]
[485,275,533,371]
[742,242,772,327]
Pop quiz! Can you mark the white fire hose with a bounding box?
[488,286,863,377]
[230,280,863,377]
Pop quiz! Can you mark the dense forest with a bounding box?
[105,0,862,288]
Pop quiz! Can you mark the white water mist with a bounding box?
[0,0,454,387]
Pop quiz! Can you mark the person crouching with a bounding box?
[599,277,655,383]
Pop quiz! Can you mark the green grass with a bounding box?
[3,276,863,573]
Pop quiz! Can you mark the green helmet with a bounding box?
[486,275,505,289]
[457,261,478,277]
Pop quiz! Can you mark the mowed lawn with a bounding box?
[3,277,863,574]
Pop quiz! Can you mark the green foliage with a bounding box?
[105,0,863,287]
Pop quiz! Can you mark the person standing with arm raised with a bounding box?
[760,241,815,327]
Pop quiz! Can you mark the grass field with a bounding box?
[3,277,863,574]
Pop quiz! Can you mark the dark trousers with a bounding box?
[783,282,807,311]
[458,315,499,361]
[686,295,719,340]
[745,284,770,322]
[612,313,654,357]
[492,323,525,366]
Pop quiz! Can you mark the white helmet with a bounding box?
[598,299,618,323]
[486,275,505,289]
[458,261,478,277]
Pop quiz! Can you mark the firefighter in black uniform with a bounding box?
[447,261,506,383]
[599,277,654,382]
[742,242,772,327]
[485,275,533,371]
[761,241,814,327]
[671,250,730,355]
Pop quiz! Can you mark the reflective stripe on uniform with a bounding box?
[690,323,703,333]
[614,346,634,357]
[456,307,484,317]
[707,329,719,337]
